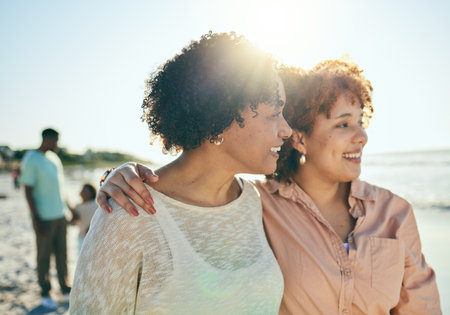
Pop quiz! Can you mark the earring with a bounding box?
[299,153,306,165]
[210,135,224,146]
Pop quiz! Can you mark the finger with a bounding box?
[118,165,156,207]
[102,183,141,216]
[96,190,112,214]
[136,163,159,184]
[113,174,156,215]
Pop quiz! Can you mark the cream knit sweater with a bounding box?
[70,178,283,314]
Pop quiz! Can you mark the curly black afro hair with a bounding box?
[141,31,281,154]
[270,58,374,181]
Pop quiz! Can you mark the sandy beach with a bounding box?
[0,180,77,314]
[0,170,449,314]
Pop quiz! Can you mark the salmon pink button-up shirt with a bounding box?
[256,179,441,315]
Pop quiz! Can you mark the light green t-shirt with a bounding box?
[19,150,66,220]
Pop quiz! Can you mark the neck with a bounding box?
[292,169,349,210]
[38,145,48,153]
[152,146,242,207]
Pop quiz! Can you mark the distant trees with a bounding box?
[0,146,150,171]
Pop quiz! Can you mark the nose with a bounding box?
[279,115,292,140]
[353,125,368,146]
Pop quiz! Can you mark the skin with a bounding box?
[290,92,367,241]
[99,91,366,244]
[98,79,291,213]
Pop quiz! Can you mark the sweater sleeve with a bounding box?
[391,202,442,314]
[70,203,170,314]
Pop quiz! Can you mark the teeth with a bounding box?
[343,152,361,159]
[270,147,281,153]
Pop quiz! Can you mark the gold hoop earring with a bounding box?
[299,153,306,165]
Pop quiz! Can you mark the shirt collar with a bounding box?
[266,178,376,218]
[265,178,317,211]
[349,179,376,201]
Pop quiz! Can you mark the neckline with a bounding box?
[146,177,248,213]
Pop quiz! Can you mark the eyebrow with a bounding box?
[334,112,364,119]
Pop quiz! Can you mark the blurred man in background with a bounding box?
[19,128,71,309]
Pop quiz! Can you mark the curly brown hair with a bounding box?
[272,58,374,181]
[141,31,282,154]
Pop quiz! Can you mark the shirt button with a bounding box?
[342,309,349,315]
[344,268,351,276]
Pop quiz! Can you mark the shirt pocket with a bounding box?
[370,237,405,299]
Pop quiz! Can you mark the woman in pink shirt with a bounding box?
[99,59,441,314]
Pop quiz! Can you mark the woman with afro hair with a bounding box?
[102,57,441,314]
[70,32,291,314]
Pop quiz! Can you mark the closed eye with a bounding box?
[272,111,282,118]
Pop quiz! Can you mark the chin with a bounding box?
[345,173,361,182]
[263,163,278,175]
[250,165,276,176]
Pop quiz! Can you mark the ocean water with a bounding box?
[60,149,450,210]
[1,150,448,208]
[361,149,450,307]
[360,149,450,212]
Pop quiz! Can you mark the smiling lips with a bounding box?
[270,146,281,153]
[342,151,362,162]
[270,146,281,158]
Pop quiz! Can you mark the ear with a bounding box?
[290,129,307,154]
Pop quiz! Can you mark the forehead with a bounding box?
[330,92,362,115]
[45,135,59,141]
[276,77,286,103]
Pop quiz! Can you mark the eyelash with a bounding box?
[337,120,363,128]
[272,112,282,118]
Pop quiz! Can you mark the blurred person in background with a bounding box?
[19,128,71,309]
[68,183,97,252]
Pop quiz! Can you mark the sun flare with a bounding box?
[233,0,330,69]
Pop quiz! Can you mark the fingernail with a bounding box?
[144,205,153,214]
[131,207,139,216]
[104,205,112,213]
[149,205,156,215]
[146,196,154,204]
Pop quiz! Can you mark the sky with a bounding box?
[1,0,449,164]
